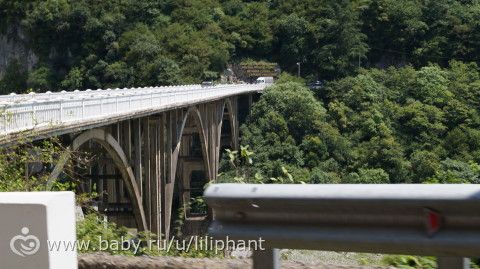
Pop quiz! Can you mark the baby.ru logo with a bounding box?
[10,227,40,257]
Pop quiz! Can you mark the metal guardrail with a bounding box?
[204,184,480,269]
[0,84,267,136]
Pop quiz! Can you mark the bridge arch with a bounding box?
[50,129,147,231]
[218,98,238,152]
[163,106,212,236]
[172,106,212,181]
[213,98,238,177]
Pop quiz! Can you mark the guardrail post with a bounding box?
[252,248,280,269]
[437,257,470,269]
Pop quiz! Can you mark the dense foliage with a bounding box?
[2,0,480,92]
[227,62,480,184]
[0,137,74,191]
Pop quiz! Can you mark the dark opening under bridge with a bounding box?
[0,83,268,238]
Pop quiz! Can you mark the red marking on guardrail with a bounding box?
[425,208,442,236]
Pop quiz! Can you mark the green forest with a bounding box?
[2,0,480,91]
[221,64,480,184]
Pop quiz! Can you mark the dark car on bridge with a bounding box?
[201,81,215,88]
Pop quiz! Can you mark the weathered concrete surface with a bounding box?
[78,253,393,269]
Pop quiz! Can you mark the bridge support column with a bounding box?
[141,116,163,236]
[150,117,161,236]
[133,119,142,197]
[162,111,174,239]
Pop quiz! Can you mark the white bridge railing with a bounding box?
[0,84,267,136]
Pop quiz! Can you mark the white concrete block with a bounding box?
[0,191,77,269]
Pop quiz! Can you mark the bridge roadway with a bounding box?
[0,83,266,144]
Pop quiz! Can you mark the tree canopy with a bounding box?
[228,62,480,184]
[2,0,480,92]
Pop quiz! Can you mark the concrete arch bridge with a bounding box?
[0,83,267,238]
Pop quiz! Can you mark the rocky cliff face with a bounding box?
[0,25,38,78]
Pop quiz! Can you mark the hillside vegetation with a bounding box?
[221,64,480,184]
[1,0,480,92]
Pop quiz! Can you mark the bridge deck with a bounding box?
[0,84,267,144]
